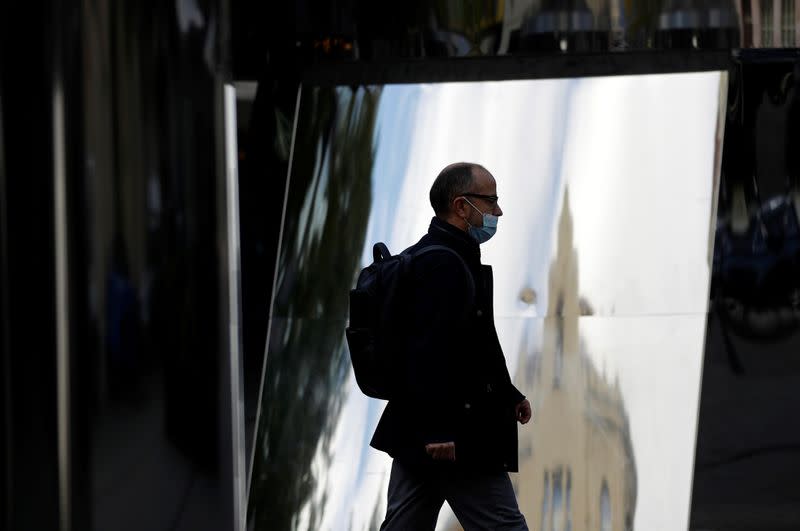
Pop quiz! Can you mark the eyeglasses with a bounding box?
[460,193,499,206]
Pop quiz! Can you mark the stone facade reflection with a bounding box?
[516,189,637,531]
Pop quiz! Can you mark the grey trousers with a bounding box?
[380,459,529,531]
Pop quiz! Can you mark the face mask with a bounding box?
[463,198,498,244]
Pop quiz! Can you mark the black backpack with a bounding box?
[345,242,471,400]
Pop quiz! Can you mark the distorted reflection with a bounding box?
[393,0,738,55]
[504,193,637,531]
[248,73,724,531]
[713,177,800,344]
[247,86,382,531]
[708,59,800,364]
[691,57,800,529]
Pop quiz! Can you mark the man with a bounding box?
[371,162,533,530]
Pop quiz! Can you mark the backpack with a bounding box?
[345,242,472,400]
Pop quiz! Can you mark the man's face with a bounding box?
[453,169,503,229]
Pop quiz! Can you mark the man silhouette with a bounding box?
[372,162,532,530]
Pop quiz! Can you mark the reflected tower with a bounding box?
[513,188,637,531]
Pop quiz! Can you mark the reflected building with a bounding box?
[653,0,740,49]
[513,190,637,531]
[740,0,800,47]
[502,0,625,52]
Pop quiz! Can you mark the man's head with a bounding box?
[429,162,503,238]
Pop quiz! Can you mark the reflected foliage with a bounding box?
[248,85,381,531]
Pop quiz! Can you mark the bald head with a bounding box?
[429,162,491,216]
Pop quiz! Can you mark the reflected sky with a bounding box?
[253,72,724,531]
[369,75,720,321]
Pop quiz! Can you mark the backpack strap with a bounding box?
[373,242,391,262]
[409,245,476,305]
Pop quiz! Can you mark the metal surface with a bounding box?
[1,0,244,529]
[52,73,71,531]
[0,61,8,531]
[2,2,67,528]
[73,1,242,528]
[248,72,724,530]
[232,0,742,81]
[297,50,732,86]
[691,52,800,530]
[246,84,302,493]
[223,81,247,531]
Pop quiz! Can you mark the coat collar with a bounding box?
[428,216,481,263]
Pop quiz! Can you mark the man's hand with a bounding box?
[515,399,532,424]
[425,442,456,461]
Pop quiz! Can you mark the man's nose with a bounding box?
[495,203,503,216]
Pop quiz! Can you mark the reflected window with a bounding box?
[762,0,774,46]
[566,469,572,531]
[600,480,611,531]
[554,324,563,389]
[541,471,550,531]
[782,0,795,46]
[564,468,572,531]
[552,467,563,531]
[554,294,564,389]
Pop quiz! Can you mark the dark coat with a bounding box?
[370,216,526,472]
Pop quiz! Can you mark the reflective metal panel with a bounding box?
[248,85,382,530]
[691,53,800,530]
[232,0,741,75]
[2,0,247,529]
[249,73,724,530]
[2,2,75,529]
[237,78,300,470]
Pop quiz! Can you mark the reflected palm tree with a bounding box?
[248,86,382,531]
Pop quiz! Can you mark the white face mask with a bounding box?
[463,198,498,244]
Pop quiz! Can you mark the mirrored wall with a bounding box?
[248,72,726,531]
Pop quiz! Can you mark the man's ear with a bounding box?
[452,196,467,218]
